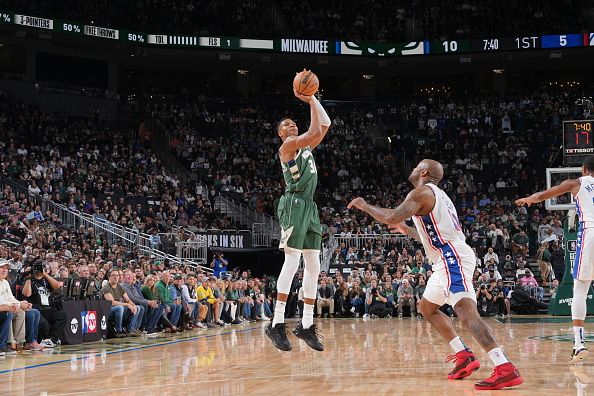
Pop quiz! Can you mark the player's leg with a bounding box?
[452,297,522,390]
[272,196,305,326]
[419,272,480,380]
[571,278,590,363]
[418,297,479,380]
[293,247,323,351]
[266,196,305,351]
[453,297,498,351]
[266,247,301,351]
[418,298,458,341]
[300,202,322,330]
[292,206,324,351]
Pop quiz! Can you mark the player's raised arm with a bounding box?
[515,178,580,207]
[348,187,434,226]
[281,91,331,153]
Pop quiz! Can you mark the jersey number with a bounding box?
[308,159,317,174]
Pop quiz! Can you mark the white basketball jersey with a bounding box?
[412,183,468,265]
[575,175,594,229]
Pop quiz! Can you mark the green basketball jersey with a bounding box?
[280,146,317,200]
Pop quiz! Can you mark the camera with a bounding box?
[480,285,486,290]
[371,287,378,295]
[32,260,44,274]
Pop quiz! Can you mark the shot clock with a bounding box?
[563,120,594,165]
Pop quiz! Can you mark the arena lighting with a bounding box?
[493,69,505,74]
[387,137,392,143]
[362,74,374,79]
[237,69,249,75]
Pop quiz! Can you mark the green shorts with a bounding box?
[277,194,322,251]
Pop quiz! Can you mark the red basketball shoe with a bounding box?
[474,362,523,390]
[446,350,481,380]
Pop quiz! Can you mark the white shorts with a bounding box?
[423,244,477,307]
[574,228,594,280]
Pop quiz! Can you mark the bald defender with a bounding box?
[348,159,522,391]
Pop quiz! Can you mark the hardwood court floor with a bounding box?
[0,316,593,395]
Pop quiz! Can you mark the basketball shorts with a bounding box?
[573,227,594,280]
[423,243,477,307]
[277,194,322,251]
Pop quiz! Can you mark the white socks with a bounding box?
[488,347,509,366]
[302,304,314,329]
[449,336,467,353]
[574,326,585,347]
[272,301,287,327]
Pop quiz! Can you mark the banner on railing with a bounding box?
[197,232,252,249]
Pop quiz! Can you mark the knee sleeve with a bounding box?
[572,278,590,321]
[277,249,302,294]
[302,250,321,300]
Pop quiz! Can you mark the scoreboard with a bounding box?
[563,120,594,166]
[2,10,594,57]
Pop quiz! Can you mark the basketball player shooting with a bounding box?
[516,155,594,364]
[265,83,331,352]
[348,159,523,390]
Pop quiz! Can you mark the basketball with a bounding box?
[293,70,319,96]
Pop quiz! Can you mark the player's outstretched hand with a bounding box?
[388,223,408,234]
[347,197,367,211]
[515,196,536,207]
[293,87,313,104]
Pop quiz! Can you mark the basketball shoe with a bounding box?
[446,349,481,379]
[293,323,324,351]
[570,344,589,364]
[474,362,523,390]
[265,322,292,351]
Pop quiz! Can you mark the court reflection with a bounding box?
[0,319,590,395]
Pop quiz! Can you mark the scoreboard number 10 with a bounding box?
[442,40,458,52]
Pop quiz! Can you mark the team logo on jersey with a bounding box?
[279,226,294,249]
[302,150,312,159]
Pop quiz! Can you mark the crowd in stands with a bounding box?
[0,175,279,354]
[0,90,236,235]
[4,0,593,42]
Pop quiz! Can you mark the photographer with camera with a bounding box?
[0,260,43,352]
[210,251,228,279]
[20,259,66,347]
[366,284,392,318]
[476,280,495,316]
